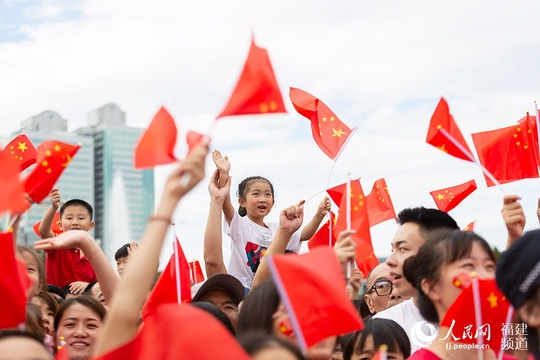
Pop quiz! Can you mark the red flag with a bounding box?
[307,211,337,250]
[0,151,29,214]
[463,221,476,231]
[188,260,205,284]
[332,180,378,278]
[32,212,62,238]
[268,247,364,350]
[365,178,397,226]
[429,179,477,212]
[216,38,286,119]
[23,140,80,203]
[441,277,511,353]
[426,97,474,162]
[0,232,27,329]
[141,238,191,319]
[326,182,347,207]
[289,87,356,160]
[472,115,539,186]
[134,107,178,169]
[2,134,37,172]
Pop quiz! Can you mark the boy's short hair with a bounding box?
[46,284,66,300]
[59,199,94,220]
[115,243,131,261]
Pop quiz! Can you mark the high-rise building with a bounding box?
[14,104,154,261]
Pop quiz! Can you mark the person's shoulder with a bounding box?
[373,298,413,319]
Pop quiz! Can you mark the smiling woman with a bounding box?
[53,296,106,360]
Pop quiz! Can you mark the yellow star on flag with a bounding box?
[487,291,498,308]
[17,142,28,152]
[332,128,346,137]
[436,193,445,200]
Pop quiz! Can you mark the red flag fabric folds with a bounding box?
[426,97,474,162]
[289,87,356,160]
[0,151,29,214]
[134,107,178,169]
[0,232,27,329]
[141,238,191,319]
[332,180,378,278]
[463,221,476,231]
[188,260,205,284]
[24,140,80,203]
[307,211,337,250]
[441,277,511,353]
[268,247,364,350]
[1,133,37,172]
[472,115,539,186]
[429,179,477,212]
[216,38,286,119]
[365,178,397,226]
[33,212,62,238]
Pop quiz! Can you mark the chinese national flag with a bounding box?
[134,107,178,169]
[441,277,511,353]
[472,114,540,187]
[0,151,29,214]
[290,87,356,160]
[1,134,37,172]
[0,232,28,329]
[188,260,205,284]
[216,38,286,119]
[429,179,477,212]
[141,238,192,319]
[307,211,337,250]
[365,178,397,226]
[426,97,474,162]
[32,212,62,238]
[332,180,378,278]
[268,247,364,350]
[462,220,476,231]
[23,140,80,204]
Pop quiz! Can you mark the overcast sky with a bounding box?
[2,0,540,271]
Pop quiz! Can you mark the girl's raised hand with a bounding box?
[317,196,332,217]
[211,150,230,174]
[279,200,305,233]
[208,169,231,202]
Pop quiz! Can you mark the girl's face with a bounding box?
[240,181,274,221]
[55,303,102,360]
[17,252,41,298]
[428,242,496,314]
[351,334,404,360]
[31,297,55,336]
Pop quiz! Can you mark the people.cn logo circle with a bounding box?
[410,321,438,348]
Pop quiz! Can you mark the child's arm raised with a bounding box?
[38,188,61,239]
[204,169,230,277]
[34,230,118,303]
[300,196,331,241]
[212,150,235,224]
[251,200,305,290]
[92,144,208,357]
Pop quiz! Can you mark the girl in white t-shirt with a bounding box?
[211,150,330,290]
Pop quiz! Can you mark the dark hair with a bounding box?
[25,303,46,340]
[190,302,235,336]
[403,230,496,323]
[83,281,99,296]
[59,199,94,220]
[237,332,305,360]
[236,176,274,217]
[33,291,60,315]
[53,296,106,332]
[397,207,459,239]
[61,285,71,296]
[114,243,131,260]
[17,246,46,292]
[0,330,52,358]
[342,318,410,360]
[237,279,280,335]
[46,284,65,301]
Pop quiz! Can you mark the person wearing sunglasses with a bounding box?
[363,263,403,316]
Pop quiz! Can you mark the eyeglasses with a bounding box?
[367,279,393,296]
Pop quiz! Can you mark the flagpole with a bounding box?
[497,305,514,360]
[535,101,540,169]
[439,128,505,194]
[471,276,484,360]
[346,174,352,278]
[173,238,182,304]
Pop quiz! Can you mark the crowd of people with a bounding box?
[1,143,539,359]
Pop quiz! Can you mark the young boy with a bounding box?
[114,242,137,278]
[38,188,97,288]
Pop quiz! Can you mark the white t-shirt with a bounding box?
[372,298,439,353]
[225,211,302,289]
